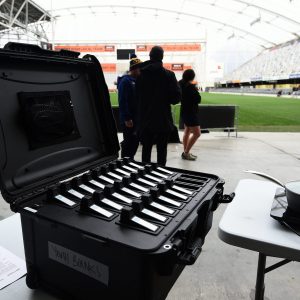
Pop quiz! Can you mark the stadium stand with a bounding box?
[224,39,300,83]
[209,87,300,96]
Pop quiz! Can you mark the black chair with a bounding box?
[179,105,238,137]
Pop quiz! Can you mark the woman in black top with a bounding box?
[179,69,201,160]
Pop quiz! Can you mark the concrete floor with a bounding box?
[1,131,300,299]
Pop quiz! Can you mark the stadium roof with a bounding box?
[0,0,51,32]
[35,0,300,48]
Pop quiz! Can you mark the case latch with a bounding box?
[219,193,235,204]
[176,236,203,265]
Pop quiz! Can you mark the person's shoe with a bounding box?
[190,153,197,159]
[181,152,196,161]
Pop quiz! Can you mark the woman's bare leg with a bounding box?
[185,126,201,154]
[182,126,190,152]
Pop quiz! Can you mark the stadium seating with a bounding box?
[209,87,293,95]
[224,39,300,82]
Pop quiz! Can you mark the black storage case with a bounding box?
[0,43,233,300]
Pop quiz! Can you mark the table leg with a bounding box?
[255,253,266,300]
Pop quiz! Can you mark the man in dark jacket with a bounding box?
[136,46,181,166]
[118,55,142,159]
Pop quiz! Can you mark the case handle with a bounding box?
[176,237,203,265]
[219,192,235,204]
[211,188,234,211]
[4,42,80,58]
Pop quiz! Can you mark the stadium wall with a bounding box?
[54,42,205,89]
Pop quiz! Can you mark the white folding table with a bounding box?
[0,214,56,300]
[219,179,300,300]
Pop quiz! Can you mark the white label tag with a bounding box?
[157,167,173,174]
[129,162,144,169]
[173,185,193,195]
[142,209,167,222]
[130,183,149,192]
[145,174,162,182]
[159,196,181,207]
[68,189,84,199]
[55,195,76,206]
[122,165,138,173]
[108,172,123,180]
[112,193,132,204]
[90,204,113,218]
[101,198,123,211]
[79,184,95,194]
[152,171,168,179]
[122,187,141,198]
[131,216,158,232]
[137,178,156,187]
[59,171,89,184]
[99,175,114,184]
[89,180,105,189]
[115,168,130,176]
[24,207,38,213]
[48,242,109,286]
[150,202,174,214]
[166,189,188,200]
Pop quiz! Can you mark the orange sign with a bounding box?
[102,63,116,72]
[136,44,201,52]
[136,45,147,51]
[54,45,115,52]
[104,45,115,52]
[172,64,184,71]
[183,65,192,70]
[164,64,192,71]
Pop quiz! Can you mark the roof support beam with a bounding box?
[53,5,277,46]
[0,11,26,29]
[0,20,12,29]
[0,0,51,43]
[0,14,48,40]
[0,26,48,42]
[0,0,7,7]
[37,13,46,22]
[25,0,28,28]
[10,0,27,26]
[188,0,295,35]
[9,0,15,23]
[27,0,51,19]
[0,0,51,28]
[231,0,300,26]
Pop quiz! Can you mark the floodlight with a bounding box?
[227,33,235,40]
[250,17,261,26]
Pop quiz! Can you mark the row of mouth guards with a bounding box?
[25,159,210,234]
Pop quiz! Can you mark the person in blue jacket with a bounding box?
[117,54,142,159]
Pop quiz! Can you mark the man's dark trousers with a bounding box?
[121,125,139,159]
[141,132,169,166]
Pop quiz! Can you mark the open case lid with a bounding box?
[0,43,119,207]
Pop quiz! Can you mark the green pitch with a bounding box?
[109,92,300,132]
[109,92,118,106]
